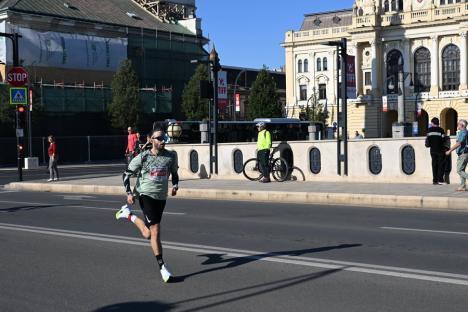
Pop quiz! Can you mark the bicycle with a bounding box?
[242,152,290,182]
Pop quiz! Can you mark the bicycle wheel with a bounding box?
[242,158,263,181]
[271,157,290,182]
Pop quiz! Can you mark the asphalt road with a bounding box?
[1,190,468,311]
[0,164,125,186]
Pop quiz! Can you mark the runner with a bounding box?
[116,128,179,283]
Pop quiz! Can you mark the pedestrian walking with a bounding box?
[125,126,139,164]
[425,117,446,185]
[116,128,179,282]
[256,122,272,183]
[47,135,59,182]
[445,119,468,191]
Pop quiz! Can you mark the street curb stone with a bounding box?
[6,182,467,211]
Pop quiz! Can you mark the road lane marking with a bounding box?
[1,222,468,286]
[381,227,468,236]
[0,200,185,215]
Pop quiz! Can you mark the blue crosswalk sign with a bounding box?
[10,87,28,105]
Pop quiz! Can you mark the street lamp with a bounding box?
[320,38,348,176]
[392,56,414,138]
[190,46,222,175]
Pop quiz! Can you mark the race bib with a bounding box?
[149,165,168,182]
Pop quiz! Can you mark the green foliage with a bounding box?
[246,69,283,120]
[181,64,209,120]
[303,88,329,125]
[109,59,141,130]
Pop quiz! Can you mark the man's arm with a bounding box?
[122,154,142,203]
[170,153,179,195]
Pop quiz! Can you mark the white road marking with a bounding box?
[1,222,468,286]
[0,200,185,215]
[381,227,468,236]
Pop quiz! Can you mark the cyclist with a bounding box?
[256,122,272,183]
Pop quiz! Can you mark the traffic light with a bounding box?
[16,105,26,128]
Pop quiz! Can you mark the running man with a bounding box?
[116,128,179,282]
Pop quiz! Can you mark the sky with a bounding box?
[196,0,355,70]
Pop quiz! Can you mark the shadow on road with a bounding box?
[177,244,361,281]
[173,268,345,312]
[0,204,62,213]
[91,301,173,312]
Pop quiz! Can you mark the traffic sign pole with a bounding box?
[1,32,24,181]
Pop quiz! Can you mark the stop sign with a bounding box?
[7,67,28,87]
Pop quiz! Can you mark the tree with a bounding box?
[246,68,282,120]
[181,64,209,120]
[303,88,329,125]
[108,59,141,130]
[0,85,14,127]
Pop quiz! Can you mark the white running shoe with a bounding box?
[115,204,131,220]
[160,264,172,283]
[47,179,53,182]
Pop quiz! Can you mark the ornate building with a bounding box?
[283,0,468,138]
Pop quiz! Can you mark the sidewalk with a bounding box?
[5,173,468,211]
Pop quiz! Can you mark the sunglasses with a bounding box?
[151,136,165,141]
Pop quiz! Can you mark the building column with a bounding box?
[354,42,363,96]
[430,35,439,96]
[460,31,468,90]
[370,39,379,97]
[402,39,411,91]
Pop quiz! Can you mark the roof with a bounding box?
[301,8,353,31]
[0,0,194,35]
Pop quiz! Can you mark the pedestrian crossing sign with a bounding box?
[10,87,28,105]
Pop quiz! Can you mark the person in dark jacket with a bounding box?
[425,117,446,185]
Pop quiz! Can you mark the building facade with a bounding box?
[0,0,207,136]
[283,0,468,138]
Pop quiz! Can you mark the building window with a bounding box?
[384,0,389,12]
[298,60,303,73]
[323,57,328,71]
[318,84,327,100]
[440,0,462,5]
[386,49,403,94]
[304,59,309,73]
[442,44,460,91]
[299,85,307,101]
[414,47,431,92]
[365,71,371,86]
[391,0,397,11]
[316,58,322,71]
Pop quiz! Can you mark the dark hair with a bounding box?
[431,117,440,125]
[150,127,165,137]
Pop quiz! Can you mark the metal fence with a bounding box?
[0,135,127,166]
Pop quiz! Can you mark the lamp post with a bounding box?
[321,38,348,176]
[392,56,414,138]
[190,47,222,175]
[209,47,221,175]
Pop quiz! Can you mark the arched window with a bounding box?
[316,58,322,71]
[323,57,328,71]
[386,49,403,94]
[384,0,389,12]
[414,47,431,92]
[298,59,303,73]
[304,59,308,73]
[442,44,460,91]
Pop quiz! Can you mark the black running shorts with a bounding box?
[138,195,166,226]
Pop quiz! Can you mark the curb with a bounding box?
[5,182,467,211]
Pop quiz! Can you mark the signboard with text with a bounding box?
[346,55,356,99]
[7,67,28,87]
[235,93,241,112]
[217,71,228,109]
